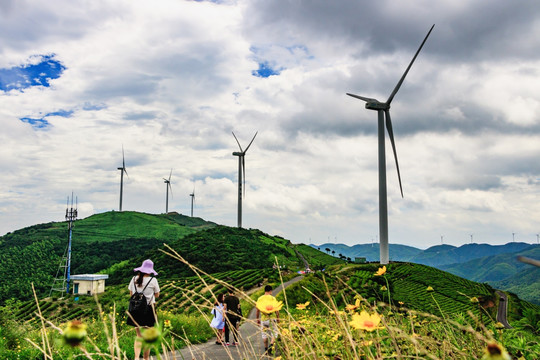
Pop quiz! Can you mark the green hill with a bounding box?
[0,211,341,305]
[284,262,540,325]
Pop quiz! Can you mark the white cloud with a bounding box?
[1,0,540,251]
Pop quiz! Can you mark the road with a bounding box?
[157,275,304,360]
[495,290,512,329]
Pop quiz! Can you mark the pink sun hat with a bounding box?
[133,259,158,276]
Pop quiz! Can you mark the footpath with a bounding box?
[157,275,304,360]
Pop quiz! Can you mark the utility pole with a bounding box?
[50,193,78,297]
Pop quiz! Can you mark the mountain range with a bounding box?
[311,242,540,304]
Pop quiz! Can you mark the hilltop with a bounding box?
[0,211,341,304]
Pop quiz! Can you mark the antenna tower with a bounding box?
[50,193,78,297]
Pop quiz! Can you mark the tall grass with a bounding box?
[1,249,538,359]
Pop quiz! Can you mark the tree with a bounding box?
[325,248,330,254]
[332,250,335,257]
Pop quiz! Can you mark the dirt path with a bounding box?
[155,276,304,360]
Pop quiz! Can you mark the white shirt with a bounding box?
[128,276,160,305]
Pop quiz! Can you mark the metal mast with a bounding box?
[50,193,78,297]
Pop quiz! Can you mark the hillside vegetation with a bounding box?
[0,211,341,305]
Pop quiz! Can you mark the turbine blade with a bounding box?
[232,131,243,152]
[346,93,377,103]
[168,169,172,182]
[386,24,434,105]
[124,168,129,179]
[244,131,258,152]
[385,110,403,198]
[122,146,125,168]
[169,183,173,198]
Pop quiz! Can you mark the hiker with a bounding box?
[128,259,160,360]
[224,289,242,346]
[256,285,281,354]
[210,293,226,344]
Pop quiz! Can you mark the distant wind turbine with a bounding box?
[189,186,195,217]
[232,131,258,228]
[347,24,434,265]
[117,146,129,212]
[164,169,173,213]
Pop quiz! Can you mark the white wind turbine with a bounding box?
[189,186,195,217]
[163,169,173,213]
[347,25,434,264]
[232,131,258,228]
[117,146,129,212]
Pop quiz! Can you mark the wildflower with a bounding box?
[345,298,361,311]
[280,328,291,337]
[398,301,404,305]
[380,285,387,291]
[296,301,310,310]
[494,322,505,329]
[481,342,511,360]
[426,286,434,292]
[256,296,283,314]
[349,310,383,331]
[374,266,386,276]
[470,297,479,303]
[62,320,87,347]
[164,319,172,329]
[141,326,161,345]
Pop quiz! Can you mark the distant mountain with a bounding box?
[310,243,422,262]
[409,242,532,267]
[440,245,540,304]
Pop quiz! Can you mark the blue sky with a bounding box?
[1,0,540,250]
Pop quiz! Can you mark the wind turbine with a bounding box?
[117,146,129,212]
[232,131,258,228]
[347,24,434,264]
[189,186,195,217]
[164,169,173,214]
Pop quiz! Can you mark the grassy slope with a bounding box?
[283,262,540,325]
[0,211,213,304]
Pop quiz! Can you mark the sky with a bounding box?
[1,0,540,250]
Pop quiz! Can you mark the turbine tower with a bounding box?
[232,131,258,228]
[164,169,173,213]
[117,147,128,211]
[190,187,195,217]
[347,24,434,264]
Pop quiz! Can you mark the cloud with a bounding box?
[0,0,540,250]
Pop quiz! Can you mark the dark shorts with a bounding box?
[127,304,156,327]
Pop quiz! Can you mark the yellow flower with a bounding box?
[426,286,434,292]
[470,297,479,303]
[63,320,87,347]
[280,328,291,336]
[349,310,383,331]
[374,266,386,276]
[380,285,387,291]
[256,296,283,314]
[296,301,310,310]
[163,319,172,329]
[398,301,404,305]
[481,342,511,360]
[345,298,361,311]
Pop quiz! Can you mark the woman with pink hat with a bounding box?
[127,259,160,360]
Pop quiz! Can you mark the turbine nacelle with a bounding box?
[365,101,389,111]
[232,151,243,156]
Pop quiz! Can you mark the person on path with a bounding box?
[210,293,226,344]
[256,285,281,355]
[128,259,160,360]
[224,289,241,346]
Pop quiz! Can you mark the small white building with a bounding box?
[71,274,109,295]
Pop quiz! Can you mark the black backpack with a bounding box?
[128,276,153,316]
